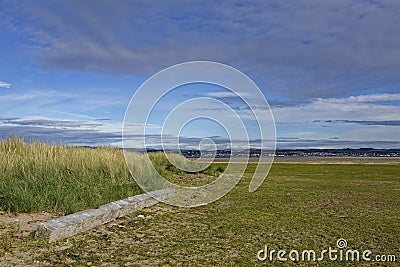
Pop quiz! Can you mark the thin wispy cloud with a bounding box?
[0,89,74,102]
[315,120,400,126]
[2,118,101,128]
[206,91,251,98]
[314,93,400,104]
[0,81,12,88]
[0,116,19,121]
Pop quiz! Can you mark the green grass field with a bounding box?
[1,157,399,266]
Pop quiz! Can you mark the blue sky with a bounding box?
[0,0,399,149]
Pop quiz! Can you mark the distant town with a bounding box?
[179,148,400,158]
[107,147,400,158]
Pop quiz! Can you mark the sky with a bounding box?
[0,0,399,149]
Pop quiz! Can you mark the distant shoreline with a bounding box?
[198,156,400,164]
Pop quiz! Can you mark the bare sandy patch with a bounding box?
[0,211,57,237]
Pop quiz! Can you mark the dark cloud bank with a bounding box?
[2,0,400,101]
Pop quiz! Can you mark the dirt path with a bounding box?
[0,212,59,266]
[0,212,56,237]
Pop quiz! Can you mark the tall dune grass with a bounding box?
[0,137,224,214]
[0,136,142,214]
[148,152,224,178]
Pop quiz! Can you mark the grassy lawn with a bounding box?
[1,162,399,266]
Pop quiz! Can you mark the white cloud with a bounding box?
[272,93,400,148]
[206,91,251,98]
[314,93,400,104]
[0,81,12,88]
[273,93,400,123]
